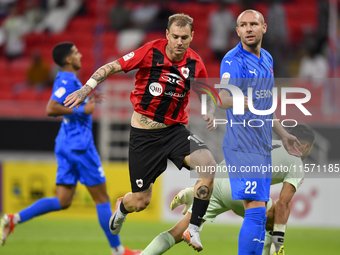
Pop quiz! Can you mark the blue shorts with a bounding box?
[223,147,271,201]
[55,141,105,187]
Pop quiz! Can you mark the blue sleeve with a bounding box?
[50,78,77,105]
[219,57,243,93]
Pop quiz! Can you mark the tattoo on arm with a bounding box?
[206,95,216,115]
[77,85,92,101]
[91,60,122,84]
[196,185,210,199]
[195,180,202,186]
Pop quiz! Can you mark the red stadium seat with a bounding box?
[17,89,40,101]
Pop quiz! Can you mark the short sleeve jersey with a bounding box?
[220,42,275,156]
[50,71,92,150]
[117,39,208,125]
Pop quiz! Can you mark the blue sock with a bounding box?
[96,202,121,248]
[256,215,268,255]
[18,197,61,223]
[238,207,266,255]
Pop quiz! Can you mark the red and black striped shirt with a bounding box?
[117,39,208,125]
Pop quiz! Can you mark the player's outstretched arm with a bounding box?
[64,60,122,109]
[203,95,217,131]
[46,99,74,117]
[273,113,302,157]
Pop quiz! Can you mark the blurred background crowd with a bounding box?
[0,0,339,161]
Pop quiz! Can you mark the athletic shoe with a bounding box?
[109,197,126,235]
[0,214,15,246]
[121,246,143,255]
[273,246,285,255]
[182,227,203,252]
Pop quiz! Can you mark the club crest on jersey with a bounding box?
[123,52,134,61]
[181,67,190,79]
[149,82,163,96]
[270,67,274,76]
[221,72,230,84]
[136,179,143,188]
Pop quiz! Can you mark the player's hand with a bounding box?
[170,187,194,215]
[64,85,92,109]
[203,114,216,131]
[281,134,302,157]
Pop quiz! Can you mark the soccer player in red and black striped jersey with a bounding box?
[64,13,217,251]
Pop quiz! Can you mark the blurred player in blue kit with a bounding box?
[217,10,302,255]
[0,42,141,255]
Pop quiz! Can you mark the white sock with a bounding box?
[141,232,175,255]
[111,244,125,255]
[188,223,199,232]
[262,231,272,255]
[13,214,21,225]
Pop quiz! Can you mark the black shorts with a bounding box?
[129,124,210,192]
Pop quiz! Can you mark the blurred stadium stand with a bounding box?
[0,0,339,161]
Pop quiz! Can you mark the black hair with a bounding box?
[52,42,74,67]
[289,124,315,145]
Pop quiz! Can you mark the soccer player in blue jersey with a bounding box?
[0,42,141,255]
[217,10,302,255]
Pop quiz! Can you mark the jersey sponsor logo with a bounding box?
[164,91,186,97]
[149,82,163,96]
[123,52,134,61]
[221,72,230,84]
[249,69,257,76]
[161,73,184,86]
[255,89,273,99]
[181,67,190,79]
[136,179,143,188]
[61,80,67,85]
[54,87,66,98]
[225,60,232,65]
[156,62,170,66]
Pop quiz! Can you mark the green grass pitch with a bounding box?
[1,218,339,254]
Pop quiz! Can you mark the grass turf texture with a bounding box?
[1,218,339,255]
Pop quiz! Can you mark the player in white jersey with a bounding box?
[140,125,315,255]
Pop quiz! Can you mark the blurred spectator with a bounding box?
[208,0,235,60]
[147,1,174,31]
[27,52,50,89]
[298,40,328,83]
[23,0,45,31]
[108,0,131,31]
[263,0,289,77]
[130,0,159,30]
[2,4,29,61]
[14,52,50,93]
[0,0,16,18]
[35,0,82,34]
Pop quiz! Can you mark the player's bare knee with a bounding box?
[135,199,150,212]
[59,199,72,209]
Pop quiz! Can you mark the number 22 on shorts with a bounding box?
[245,181,257,194]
